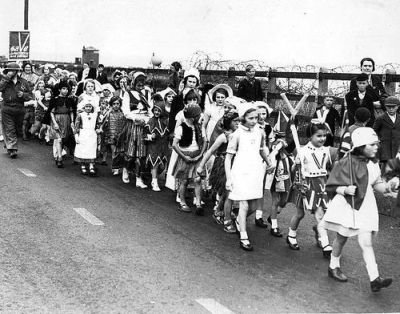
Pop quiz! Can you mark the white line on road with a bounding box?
[196,299,235,314]
[17,168,37,177]
[73,208,105,226]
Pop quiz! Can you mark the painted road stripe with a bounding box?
[73,208,105,226]
[17,168,37,177]
[196,299,235,314]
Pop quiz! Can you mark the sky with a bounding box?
[0,0,399,69]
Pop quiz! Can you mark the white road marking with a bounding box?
[73,208,105,226]
[196,298,235,314]
[17,168,37,177]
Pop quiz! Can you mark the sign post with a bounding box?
[9,31,30,60]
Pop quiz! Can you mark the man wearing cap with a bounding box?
[237,65,264,102]
[0,62,32,158]
[96,64,108,84]
[373,96,400,165]
[344,73,376,127]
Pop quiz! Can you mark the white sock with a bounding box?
[240,231,248,240]
[330,254,341,269]
[288,228,297,238]
[318,224,330,248]
[271,219,278,229]
[152,178,157,184]
[366,262,379,281]
[255,210,263,219]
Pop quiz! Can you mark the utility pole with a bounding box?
[24,0,29,30]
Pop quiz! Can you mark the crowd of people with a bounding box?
[0,57,399,293]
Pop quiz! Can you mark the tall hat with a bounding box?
[273,111,289,136]
[183,68,200,81]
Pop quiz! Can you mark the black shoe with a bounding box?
[100,161,107,166]
[212,213,224,224]
[57,161,64,168]
[240,239,253,251]
[81,166,88,175]
[195,206,204,216]
[266,216,272,225]
[10,150,17,159]
[89,168,96,176]
[270,227,283,237]
[328,267,348,282]
[322,245,332,258]
[286,236,300,250]
[255,218,268,228]
[178,203,191,213]
[370,277,392,292]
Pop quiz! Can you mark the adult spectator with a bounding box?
[0,62,32,158]
[349,57,388,117]
[96,64,108,84]
[237,64,264,102]
[20,63,39,89]
[110,70,122,91]
[168,61,182,93]
[344,73,375,127]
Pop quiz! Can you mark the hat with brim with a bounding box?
[224,96,246,109]
[351,127,379,148]
[131,71,146,87]
[156,87,176,99]
[385,96,400,107]
[183,68,200,81]
[3,62,21,74]
[254,101,273,115]
[207,84,233,101]
[101,83,115,93]
[237,102,257,118]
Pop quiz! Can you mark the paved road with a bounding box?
[1,141,399,313]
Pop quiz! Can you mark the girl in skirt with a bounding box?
[225,103,275,251]
[144,101,170,191]
[287,122,337,257]
[100,96,126,175]
[172,103,207,215]
[46,81,75,168]
[197,111,240,232]
[322,127,396,292]
[30,80,51,140]
[74,102,101,175]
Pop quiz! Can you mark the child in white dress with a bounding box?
[225,103,274,251]
[322,127,396,292]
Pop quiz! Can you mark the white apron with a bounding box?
[74,113,98,160]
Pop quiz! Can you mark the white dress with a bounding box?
[74,113,98,161]
[204,103,225,141]
[228,125,265,201]
[322,161,381,237]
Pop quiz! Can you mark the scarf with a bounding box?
[325,154,370,210]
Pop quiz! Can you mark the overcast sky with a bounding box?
[1,0,399,69]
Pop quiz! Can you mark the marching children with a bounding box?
[45,81,75,168]
[264,111,294,237]
[225,103,274,251]
[373,96,400,167]
[197,111,240,232]
[322,127,396,292]
[144,101,170,191]
[74,103,101,175]
[100,96,126,175]
[172,103,207,215]
[287,122,337,257]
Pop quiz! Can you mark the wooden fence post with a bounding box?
[267,68,278,109]
[226,67,236,92]
[384,68,397,96]
[317,67,329,104]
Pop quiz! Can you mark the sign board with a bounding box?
[9,31,30,59]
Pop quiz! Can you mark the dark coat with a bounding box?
[313,107,341,146]
[373,113,400,161]
[168,93,184,133]
[350,75,388,103]
[237,78,264,101]
[344,90,376,127]
[96,72,108,84]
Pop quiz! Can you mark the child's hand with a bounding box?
[295,156,301,165]
[344,185,357,196]
[388,177,400,192]
[225,180,232,191]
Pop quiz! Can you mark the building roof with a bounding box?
[83,46,99,51]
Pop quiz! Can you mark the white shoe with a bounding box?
[112,169,119,176]
[136,177,148,189]
[122,169,130,183]
[193,197,205,206]
[176,194,181,203]
[151,181,161,192]
[0,135,3,142]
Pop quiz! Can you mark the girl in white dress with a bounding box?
[74,103,101,176]
[322,127,396,292]
[225,103,274,251]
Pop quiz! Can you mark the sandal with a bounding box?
[195,205,204,216]
[240,238,253,251]
[212,212,224,225]
[223,221,237,234]
[286,235,300,250]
